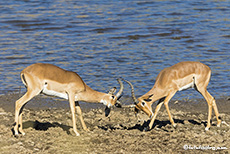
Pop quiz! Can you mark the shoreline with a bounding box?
[1,92,229,113]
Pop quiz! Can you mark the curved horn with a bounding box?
[122,79,138,105]
[115,78,124,100]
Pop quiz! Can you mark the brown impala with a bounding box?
[123,61,222,131]
[14,63,124,136]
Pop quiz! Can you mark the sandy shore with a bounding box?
[0,93,229,154]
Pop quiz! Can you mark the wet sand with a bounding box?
[0,93,229,154]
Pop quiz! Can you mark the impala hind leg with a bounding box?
[203,90,221,129]
[14,90,39,136]
[75,101,89,131]
[197,88,221,130]
[212,98,222,127]
[201,90,213,130]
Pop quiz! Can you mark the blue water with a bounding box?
[0,0,229,100]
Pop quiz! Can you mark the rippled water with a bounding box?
[0,0,229,100]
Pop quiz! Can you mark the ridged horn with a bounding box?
[122,79,138,105]
[115,78,124,100]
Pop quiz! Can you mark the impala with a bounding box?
[14,63,124,136]
[124,61,222,131]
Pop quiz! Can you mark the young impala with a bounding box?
[14,63,124,136]
[123,61,222,131]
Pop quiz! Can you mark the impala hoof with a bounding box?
[14,132,19,137]
[143,126,150,132]
[74,132,80,136]
[76,133,80,136]
[19,129,26,136]
[173,124,177,128]
[13,128,19,137]
[14,130,18,135]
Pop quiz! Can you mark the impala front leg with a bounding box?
[163,92,177,128]
[147,93,177,131]
[68,93,80,136]
[147,101,164,131]
[75,101,89,131]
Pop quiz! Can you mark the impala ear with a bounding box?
[108,87,116,94]
[143,94,153,102]
[144,98,152,102]
[149,94,154,98]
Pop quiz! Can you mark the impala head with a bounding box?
[136,96,154,118]
[123,79,154,118]
[103,78,124,117]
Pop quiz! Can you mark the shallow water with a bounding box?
[0,0,229,100]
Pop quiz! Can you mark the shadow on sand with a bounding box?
[98,118,207,132]
[21,120,72,134]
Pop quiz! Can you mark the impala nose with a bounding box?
[105,106,111,117]
[150,112,154,118]
[134,106,139,114]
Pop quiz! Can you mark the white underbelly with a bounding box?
[42,86,68,100]
[178,82,194,91]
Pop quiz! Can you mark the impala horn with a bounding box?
[105,78,124,117]
[122,79,139,105]
[115,78,124,108]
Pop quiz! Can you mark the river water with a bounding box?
[0,0,229,100]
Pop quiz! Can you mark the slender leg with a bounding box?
[148,91,176,130]
[75,101,89,131]
[197,89,213,130]
[164,92,177,127]
[148,98,165,129]
[194,72,221,130]
[14,90,38,135]
[18,112,24,135]
[207,103,212,130]
[68,93,80,136]
[205,91,221,127]
[212,98,221,127]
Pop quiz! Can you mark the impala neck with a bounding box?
[139,86,165,104]
[77,85,106,103]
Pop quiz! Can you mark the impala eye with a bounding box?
[111,95,115,99]
[141,102,145,107]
